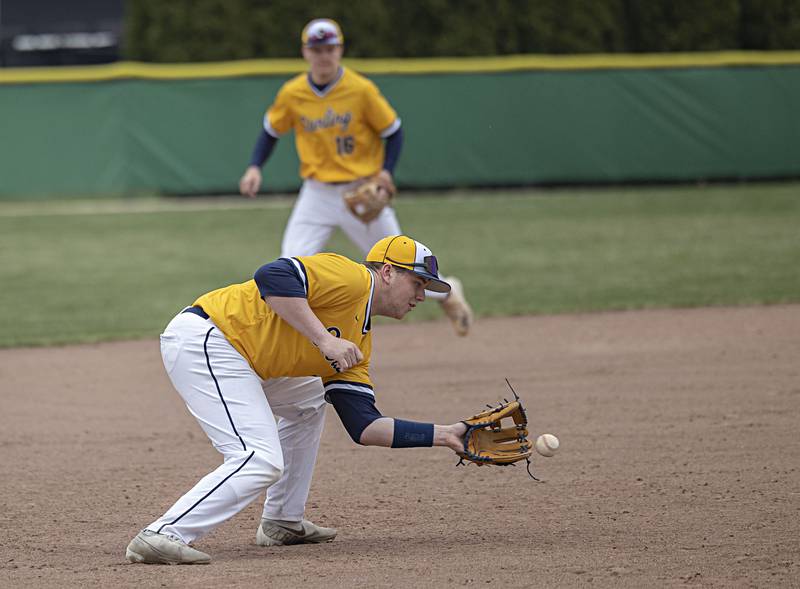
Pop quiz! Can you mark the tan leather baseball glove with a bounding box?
[457,396,535,476]
[343,175,396,223]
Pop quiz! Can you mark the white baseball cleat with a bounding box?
[440,275,473,336]
[256,518,337,546]
[125,529,211,565]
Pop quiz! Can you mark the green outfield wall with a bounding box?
[1,53,799,198]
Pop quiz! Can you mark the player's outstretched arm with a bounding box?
[327,390,466,452]
[360,418,466,452]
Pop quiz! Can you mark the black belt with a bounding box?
[182,305,209,319]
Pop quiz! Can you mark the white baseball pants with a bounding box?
[147,311,327,544]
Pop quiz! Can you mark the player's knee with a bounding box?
[248,449,284,488]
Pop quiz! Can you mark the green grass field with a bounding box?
[1,182,798,348]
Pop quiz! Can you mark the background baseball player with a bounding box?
[126,235,468,564]
[238,18,472,337]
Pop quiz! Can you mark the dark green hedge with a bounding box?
[123,0,800,61]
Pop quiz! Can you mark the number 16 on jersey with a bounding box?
[336,135,354,155]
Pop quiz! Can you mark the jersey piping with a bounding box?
[306,67,345,98]
[380,118,401,138]
[362,270,374,334]
[288,257,309,295]
[324,379,375,399]
[263,115,282,138]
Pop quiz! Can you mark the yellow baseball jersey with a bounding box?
[193,253,374,395]
[264,67,399,182]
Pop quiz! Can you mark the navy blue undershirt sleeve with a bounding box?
[248,128,278,168]
[382,127,403,175]
[327,390,383,444]
[254,258,306,298]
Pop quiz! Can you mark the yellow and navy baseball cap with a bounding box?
[366,235,451,293]
[301,19,344,47]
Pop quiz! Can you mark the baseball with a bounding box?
[534,433,559,457]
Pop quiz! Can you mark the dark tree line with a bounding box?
[124,0,800,62]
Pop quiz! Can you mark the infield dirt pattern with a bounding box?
[1,306,798,588]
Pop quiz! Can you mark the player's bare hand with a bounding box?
[239,166,262,198]
[318,335,363,372]
[438,422,467,453]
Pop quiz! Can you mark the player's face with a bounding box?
[385,268,428,319]
[303,44,343,82]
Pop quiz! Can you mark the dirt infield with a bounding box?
[1,305,798,588]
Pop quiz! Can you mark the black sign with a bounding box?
[1,0,124,67]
